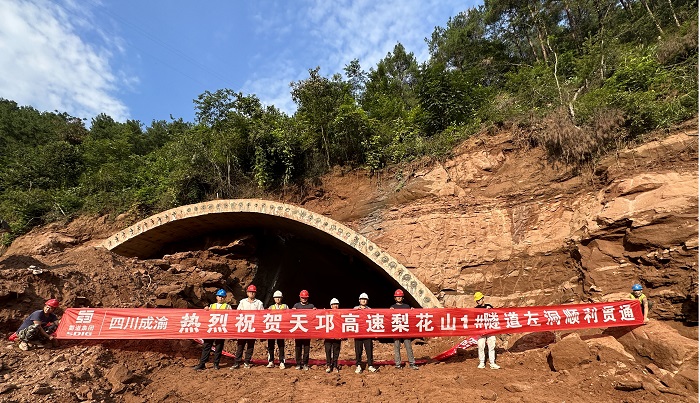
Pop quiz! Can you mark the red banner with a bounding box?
[55,300,642,340]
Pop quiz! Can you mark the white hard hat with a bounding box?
[359,292,369,300]
[330,298,339,305]
[273,290,283,298]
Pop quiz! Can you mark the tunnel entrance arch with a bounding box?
[105,199,442,308]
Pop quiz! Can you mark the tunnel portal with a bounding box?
[105,199,442,308]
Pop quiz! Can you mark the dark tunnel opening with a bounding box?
[160,227,419,310]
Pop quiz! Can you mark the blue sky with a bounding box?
[0,0,478,125]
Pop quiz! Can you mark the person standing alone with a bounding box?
[474,292,500,369]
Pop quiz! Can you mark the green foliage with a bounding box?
[0,1,696,237]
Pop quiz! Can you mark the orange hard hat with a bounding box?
[299,290,309,298]
[45,299,59,308]
[246,285,257,292]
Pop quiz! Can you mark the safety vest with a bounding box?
[269,304,288,310]
[629,293,646,302]
[629,293,650,314]
[209,303,231,310]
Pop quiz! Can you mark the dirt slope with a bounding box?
[0,122,697,402]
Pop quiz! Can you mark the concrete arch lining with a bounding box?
[105,199,442,308]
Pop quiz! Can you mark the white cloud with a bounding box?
[247,0,470,114]
[0,0,131,121]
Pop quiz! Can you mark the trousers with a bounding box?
[477,335,496,364]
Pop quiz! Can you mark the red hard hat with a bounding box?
[45,299,59,308]
[246,285,257,292]
[299,290,309,298]
[394,289,404,297]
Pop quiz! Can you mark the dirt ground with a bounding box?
[1,331,695,403]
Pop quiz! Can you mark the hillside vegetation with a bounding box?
[0,0,697,243]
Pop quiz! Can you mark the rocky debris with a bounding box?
[0,383,18,394]
[30,384,52,395]
[603,320,698,373]
[613,380,643,391]
[583,335,634,362]
[548,333,593,371]
[479,389,498,401]
[106,363,135,393]
[508,331,556,352]
[503,382,532,392]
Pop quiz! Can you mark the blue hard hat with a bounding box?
[216,289,227,297]
[632,284,643,291]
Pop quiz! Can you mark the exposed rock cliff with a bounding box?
[302,123,698,323]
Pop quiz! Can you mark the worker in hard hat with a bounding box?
[324,297,342,373]
[390,289,419,370]
[629,284,650,323]
[267,290,288,369]
[354,292,378,373]
[474,292,500,369]
[194,288,232,370]
[292,290,316,370]
[231,284,264,369]
[16,299,61,351]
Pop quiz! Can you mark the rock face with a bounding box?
[303,127,698,322]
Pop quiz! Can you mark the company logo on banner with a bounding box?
[56,300,643,340]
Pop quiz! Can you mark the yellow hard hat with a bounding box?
[474,292,484,302]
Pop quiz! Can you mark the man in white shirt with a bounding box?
[232,284,264,369]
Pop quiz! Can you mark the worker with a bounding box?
[474,292,500,369]
[16,299,61,351]
[292,289,316,370]
[231,284,264,369]
[390,289,418,370]
[354,293,378,373]
[194,289,232,370]
[629,284,650,323]
[267,290,288,369]
[324,297,342,373]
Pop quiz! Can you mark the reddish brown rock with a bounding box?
[548,333,593,371]
[603,320,698,373]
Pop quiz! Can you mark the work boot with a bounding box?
[213,364,220,370]
[193,364,205,371]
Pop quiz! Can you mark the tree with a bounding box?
[291,67,354,169]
